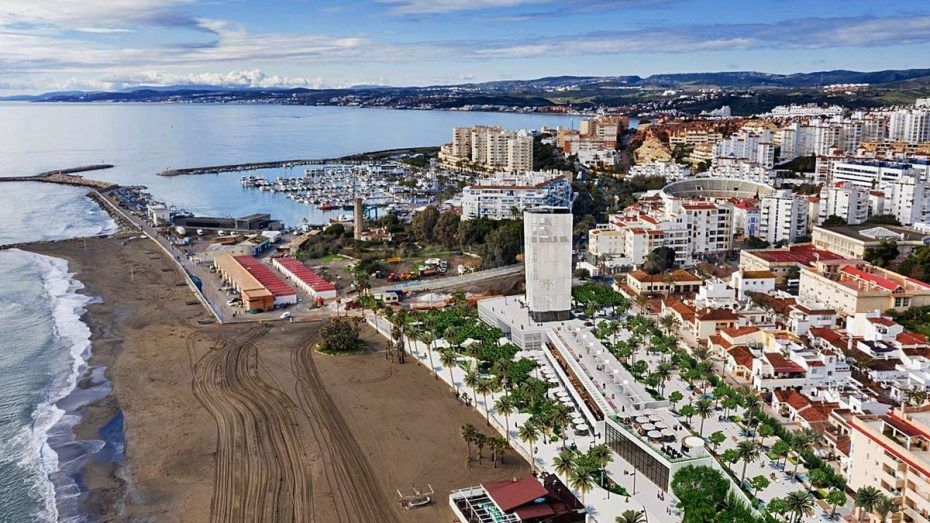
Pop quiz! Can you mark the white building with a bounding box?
[889,108,930,144]
[818,182,870,225]
[524,207,572,322]
[759,189,809,245]
[441,125,534,172]
[461,171,572,220]
[770,104,845,118]
[628,161,691,180]
[713,129,775,169]
[887,173,929,226]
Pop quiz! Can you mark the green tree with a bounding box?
[669,390,684,410]
[708,431,726,453]
[865,214,902,226]
[772,439,791,469]
[855,485,882,522]
[783,491,815,523]
[482,220,524,268]
[736,439,762,483]
[864,239,900,268]
[464,370,480,406]
[694,398,714,437]
[495,396,515,444]
[319,318,360,352]
[826,488,847,519]
[642,246,677,275]
[518,422,541,471]
[874,494,899,523]
[790,428,818,480]
[671,465,730,522]
[411,205,440,243]
[461,423,478,461]
[475,378,494,426]
[821,214,847,227]
[749,474,770,497]
[568,464,597,507]
[553,447,578,478]
[615,509,647,523]
[434,211,461,248]
[439,349,458,392]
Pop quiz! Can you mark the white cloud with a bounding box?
[378,0,540,15]
[74,27,133,34]
[103,70,331,89]
[0,0,196,27]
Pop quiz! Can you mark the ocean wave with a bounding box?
[11,250,96,522]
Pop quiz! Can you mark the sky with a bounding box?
[1,0,930,94]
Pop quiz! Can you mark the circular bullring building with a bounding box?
[661,177,776,200]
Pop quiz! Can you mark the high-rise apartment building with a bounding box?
[524,207,573,322]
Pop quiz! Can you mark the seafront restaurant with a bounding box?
[449,474,585,523]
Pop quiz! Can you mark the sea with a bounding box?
[0,102,584,520]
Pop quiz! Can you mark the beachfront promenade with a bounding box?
[367,314,675,522]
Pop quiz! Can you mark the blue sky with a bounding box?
[1,0,929,93]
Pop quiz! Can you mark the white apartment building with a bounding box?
[778,122,817,161]
[818,182,870,225]
[524,207,572,322]
[588,193,733,267]
[669,131,723,149]
[461,171,572,221]
[889,108,930,144]
[887,173,930,226]
[628,161,691,180]
[759,189,809,245]
[771,104,845,118]
[441,125,534,172]
[713,129,775,169]
[710,159,776,184]
[830,160,930,189]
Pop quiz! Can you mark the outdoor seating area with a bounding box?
[525,351,592,435]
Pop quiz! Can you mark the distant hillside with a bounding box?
[6,67,930,115]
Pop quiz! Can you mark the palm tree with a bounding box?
[568,464,597,508]
[518,422,541,470]
[654,362,674,395]
[695,397,714,437]
[491,436,508,467]
[783,491,815,523]
[464,370,480,405]
[615,509,647,523]
[552,405,572,449]
[495,396,515,443]
[475,432,487,464]
[553,448,578,478]
[874,494,899,523]
[465,341,482,372]
[421,329,437,378]
[790,428,817,480]
[476,379,494,426]
[736,439,762,483]
[439,349,458,392]
[855,486,882,522]
[461,423,477,461]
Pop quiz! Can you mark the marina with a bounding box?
[239,161,454,214]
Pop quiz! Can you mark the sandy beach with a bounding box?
[27,232,528,521]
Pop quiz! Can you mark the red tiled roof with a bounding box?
[728,346,754,368]
[798,406,830,423]
[809,327,847,350]
[233,256,296,297]
[721,326,761,339]
[840,266,902,292]
[276,257,336,292]
[868,317,897,327]
[748,244,844,265]
[764,352,806,374]
[900,331,930,347]
[696,307,739,322]
[484,477,548,512]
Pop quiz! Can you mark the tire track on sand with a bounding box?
[192,325,314,522]
[292,338,399,523]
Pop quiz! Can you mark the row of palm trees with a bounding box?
[460,423,509,468]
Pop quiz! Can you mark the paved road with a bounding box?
[370,263,523,293]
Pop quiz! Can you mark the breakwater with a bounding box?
[0,165,117,190]
[155,146,439,177]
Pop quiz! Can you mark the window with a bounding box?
[605,423,671,491]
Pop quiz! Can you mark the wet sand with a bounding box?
[28,233,527,521]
